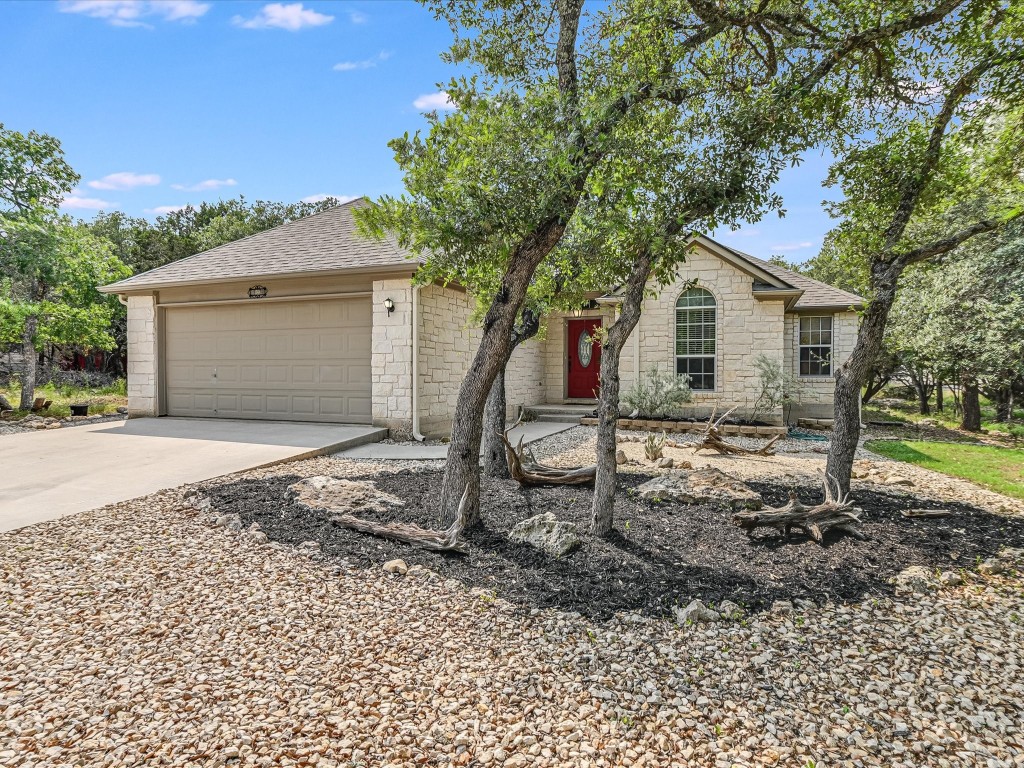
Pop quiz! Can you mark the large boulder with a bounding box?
[636,468,763,510]
[508,512,581,558]
[287,476,404,516]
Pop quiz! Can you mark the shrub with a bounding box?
[752,354,801,423]
[623,367,693,418]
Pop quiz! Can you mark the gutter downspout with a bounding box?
[411,284,426,442]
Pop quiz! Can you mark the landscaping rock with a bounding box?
[718,600,744,620]
[771,600,794,615]
[286,476,404,516]
[978,558,1005,576]
[997,546,1024,565]
[214,514,241,532]
[674,599,719,625]
[383,558,408,575]
[615,449,627,465]
[636,468,763,510]
[938,571,963,587]
[893,565,936,593]
[655,457,674,469]
[508,512,580,558]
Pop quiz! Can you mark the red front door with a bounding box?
[567,318,602,399]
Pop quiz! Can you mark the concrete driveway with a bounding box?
[0,418,386,533]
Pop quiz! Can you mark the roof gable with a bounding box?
[101,198,418,293]
[694,235,864,310]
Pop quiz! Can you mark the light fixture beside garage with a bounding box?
[383,297,395,315]
[248,285,268,299]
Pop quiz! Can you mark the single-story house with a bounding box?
[100,199,863,436]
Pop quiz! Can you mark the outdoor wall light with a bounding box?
[383,297,395,315]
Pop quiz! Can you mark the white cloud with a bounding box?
[62,191,118,210]
[232,2,333,31]
[301,194,358,204]
[413,91,455,111]
[349,10,368,23]
[171,178,237,192]
[770,241,815,252]
[145,204,188,215]
[333,50,390,72]
[58,0,210,27]
[87,171,161,190]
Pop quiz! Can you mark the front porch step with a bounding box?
[524,403,596,425]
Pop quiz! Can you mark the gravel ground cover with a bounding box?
[205,463,1024,619]
[2,486,1023,767]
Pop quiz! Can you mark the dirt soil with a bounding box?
[204,469,1024,620]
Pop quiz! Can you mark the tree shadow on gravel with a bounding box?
[202,469,1024,621]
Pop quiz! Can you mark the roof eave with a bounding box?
[99,262,421,294]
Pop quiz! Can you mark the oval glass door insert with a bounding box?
[578,333,593,367]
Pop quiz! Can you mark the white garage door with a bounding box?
[163,298,372,423]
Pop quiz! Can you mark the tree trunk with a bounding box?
[827,263,901,497]
[935,381,944,412]
[960,378,982,432]
[992,388,1012,422]
[481,310,541,479]
[481,371,509,478]
[439,222,567,527]
[19,315,38,411]
[917,385,931,415]
[591,252,653,537]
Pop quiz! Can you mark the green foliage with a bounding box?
[0,210,130,350]
[623,367,692,419]
[644,432,667,462]
[752,354,801,423]
[0,123,78,213]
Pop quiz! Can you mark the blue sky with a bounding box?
[1,0,839,264]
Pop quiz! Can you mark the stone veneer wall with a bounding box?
[784,310,858,421]
[635,246,787,423]
[371,279,414,436]
[415,283,546,437]
[541,245,791,423]
[126,294,159,417]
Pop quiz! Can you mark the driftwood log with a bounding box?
[901,508,951,519]
[732,476,865,543]
[692,407,780,456]
[331,485,471,553]
[499,426,596,486]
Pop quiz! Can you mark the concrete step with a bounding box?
[524,404,595,425]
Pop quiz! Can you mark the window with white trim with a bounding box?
[799,315,833,376]
[675,288,716,390]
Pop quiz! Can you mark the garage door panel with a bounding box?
[164,297,372,423]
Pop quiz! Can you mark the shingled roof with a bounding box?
[738,251,865,310]
[100,198,418,292]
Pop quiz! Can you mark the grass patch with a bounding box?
[865,439,1024,500]
[1,380,128,420]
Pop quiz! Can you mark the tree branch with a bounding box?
[901,211,1023,264]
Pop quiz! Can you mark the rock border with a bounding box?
[579,416,787,437]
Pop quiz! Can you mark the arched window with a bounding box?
[675,288,716,390]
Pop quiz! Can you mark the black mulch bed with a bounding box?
[203,470,1024,620]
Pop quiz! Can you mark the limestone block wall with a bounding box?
[416,283,481,436]
[505,337,546,417]
[606,245,788,423]
[416,283,546,436]
[371,279,414,436]
[126,294,158,417]
[784,310,859,420]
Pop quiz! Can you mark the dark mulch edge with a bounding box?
[202,469,1024,621]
